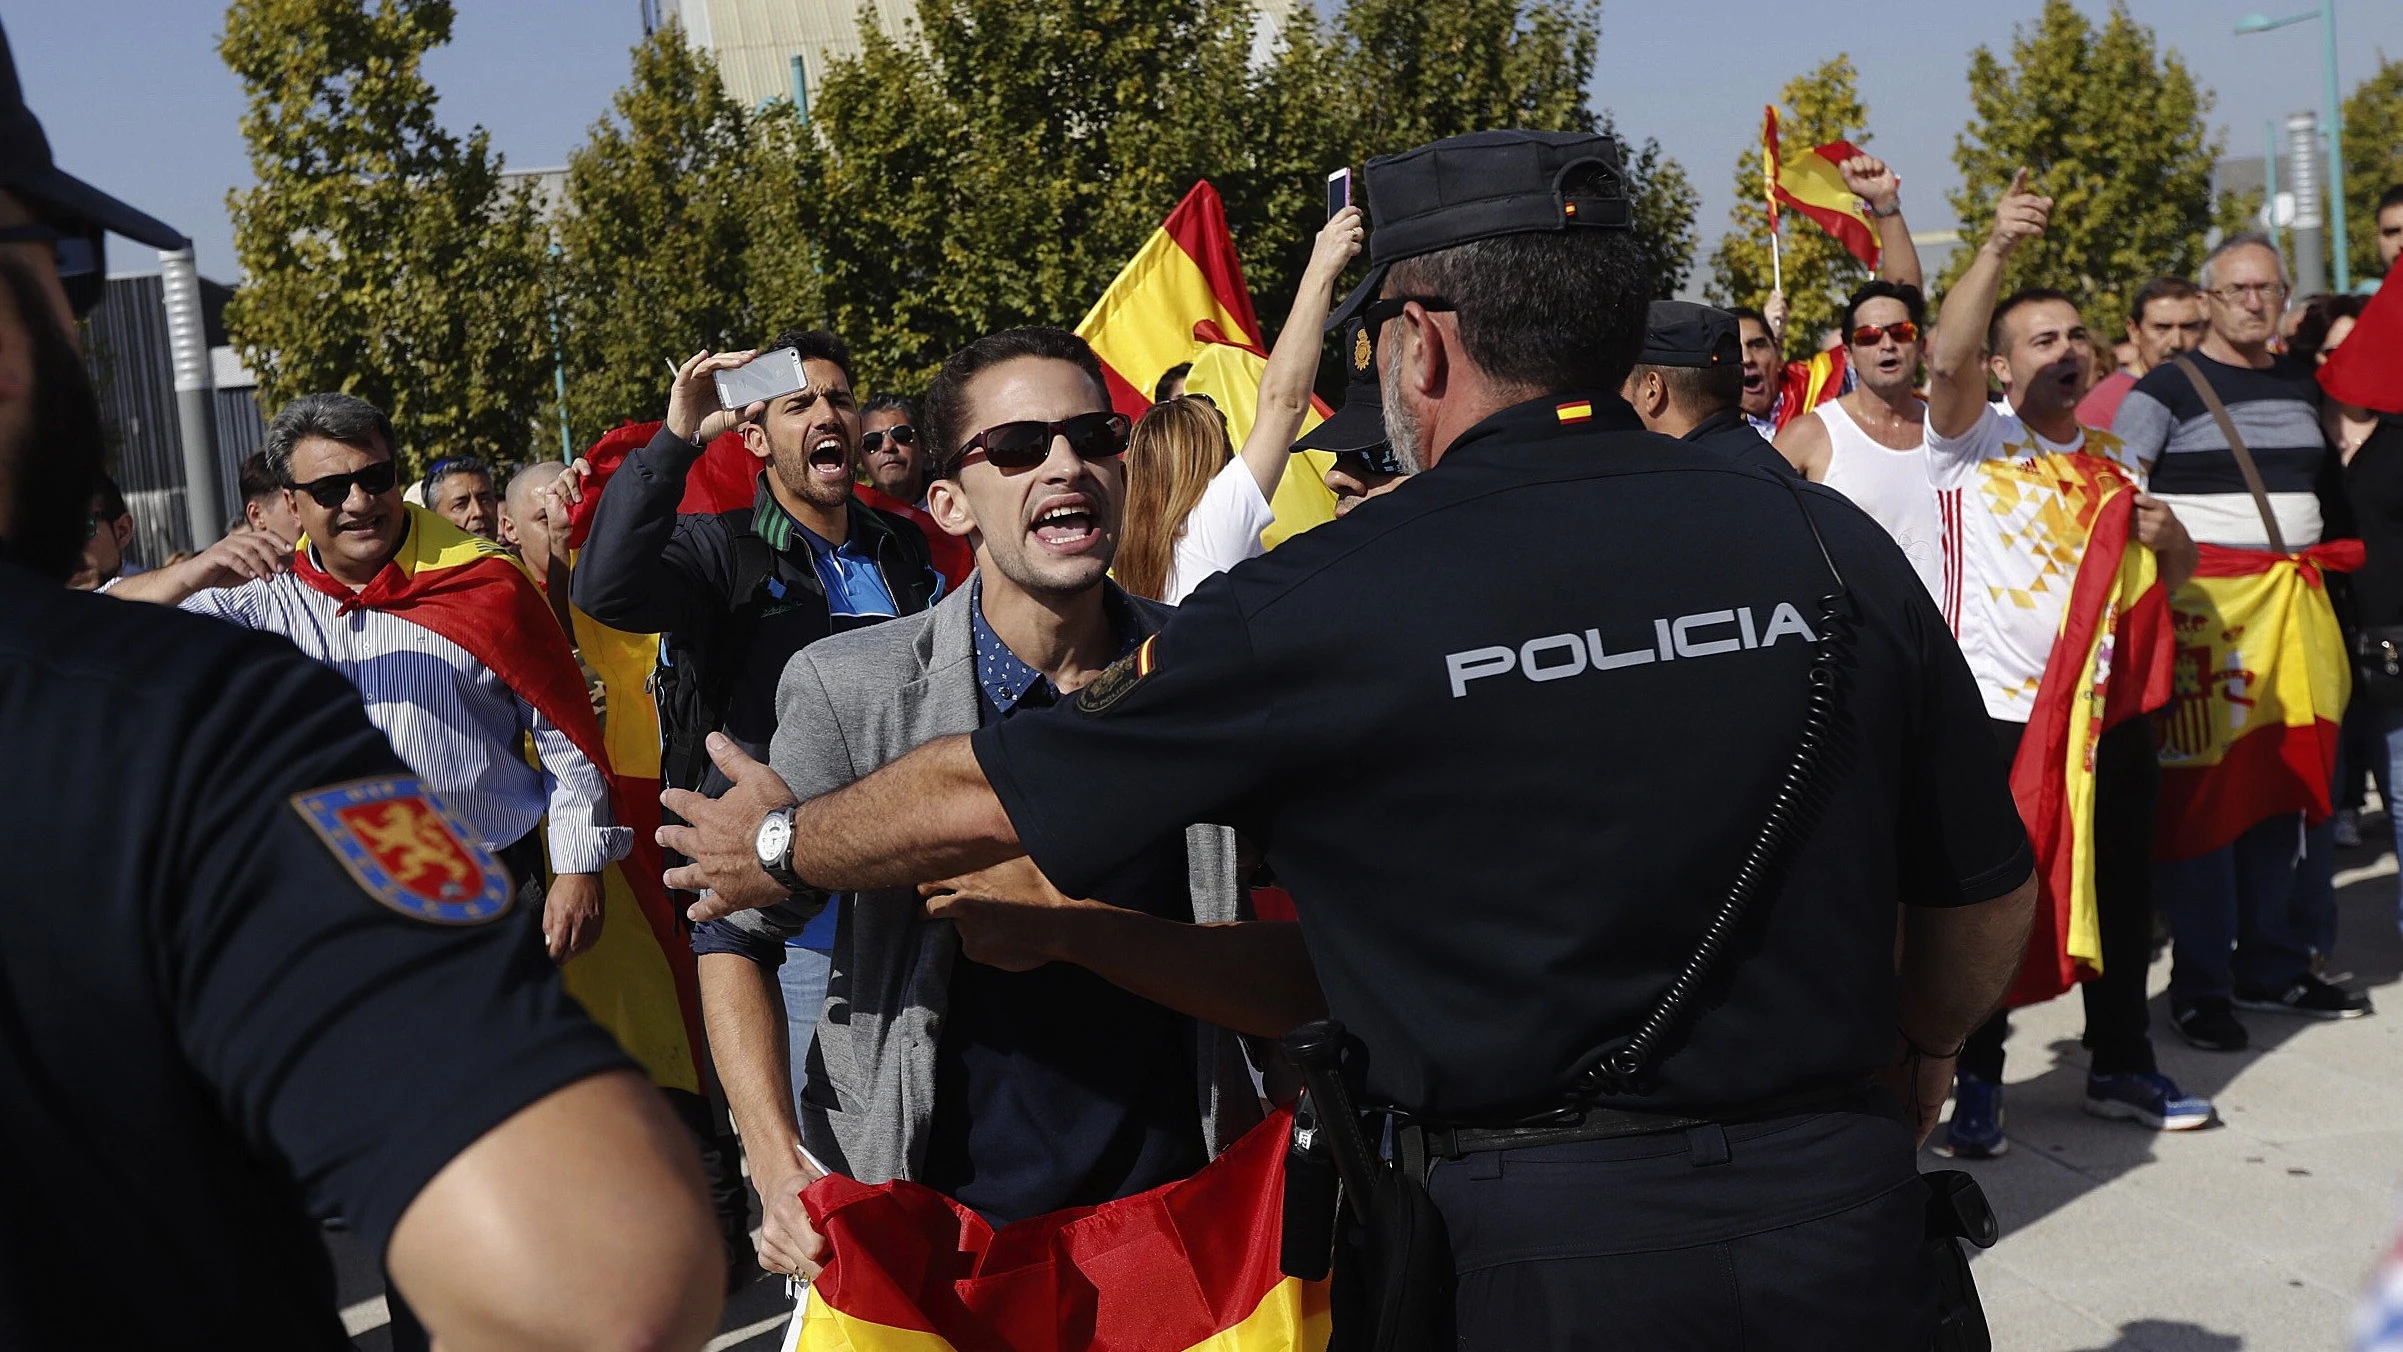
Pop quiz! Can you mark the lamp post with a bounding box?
[2236,4,2349,291]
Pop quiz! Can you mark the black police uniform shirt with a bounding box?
[1684,406,1801,478]
[975,393,2032,1120]
[0,562,631,1347]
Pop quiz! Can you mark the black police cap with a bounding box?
[1292,317,1390,461]
[1639,301,1743,370]
[1329,129,1634,329]
[0,20,186,251]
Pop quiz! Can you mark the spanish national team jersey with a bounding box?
[1924,403,2149,722]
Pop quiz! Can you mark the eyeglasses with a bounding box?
[862,424,918,453]
[1361,295,1459,329]
[947,412,1129,475]
[0,223,105,319]
[286,460,400,508]
[2206,282,2289,305]
[1850,320,1920,347]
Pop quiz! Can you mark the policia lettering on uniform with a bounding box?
[1446,600,1820,697]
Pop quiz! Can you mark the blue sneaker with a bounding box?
[2084,1071,2214,1131]
[1937,1072,2007,1159]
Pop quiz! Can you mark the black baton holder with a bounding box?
[1279,1021,1453,1352]
[1922,1169,1999,1352]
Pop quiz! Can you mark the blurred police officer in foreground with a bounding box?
[672,130,2039,1348]
[0,22,722,1347]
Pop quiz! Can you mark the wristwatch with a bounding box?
[1867,197,1903,218]
[754,806,803,892]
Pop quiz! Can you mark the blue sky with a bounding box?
[14,1,2403,289]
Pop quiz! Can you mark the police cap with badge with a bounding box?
[1639,300,1744,372]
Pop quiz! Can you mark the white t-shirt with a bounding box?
[1924,403,2149,722]
[1164,458,1276,604]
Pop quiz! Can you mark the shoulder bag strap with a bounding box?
[2170,354,2287,556]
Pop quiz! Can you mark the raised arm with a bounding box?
[1930,168,2050,440]
[1841,154,1922,294]
[110,528,291,605]
[1236,207,1364,499]
[571,350,761,633]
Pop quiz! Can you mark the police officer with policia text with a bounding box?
[669,130,2039,1348]
[0,22,723,1345]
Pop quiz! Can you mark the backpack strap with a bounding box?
[2170,354,2288,556]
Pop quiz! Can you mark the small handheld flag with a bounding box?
[1761,108,1881,270]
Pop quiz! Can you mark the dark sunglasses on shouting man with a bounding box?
[286,460,400,508]
[945,411,1129,476]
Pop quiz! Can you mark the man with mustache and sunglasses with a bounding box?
[144,393,627,981]
[859,393,930,507]
[1774,278,1945,602]
[661,325,1320,1283]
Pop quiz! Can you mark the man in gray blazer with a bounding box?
[675,327,1322,1282]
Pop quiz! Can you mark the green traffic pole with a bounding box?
[2321,0,2349,291]
[2265,119,2281,255]
[549,240,572,461]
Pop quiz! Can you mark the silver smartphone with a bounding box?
[713,346,807,411]
[1325,167,1352,221]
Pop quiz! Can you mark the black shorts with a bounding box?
[1428,1096,1936,1351]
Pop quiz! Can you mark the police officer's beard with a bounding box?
[0,259,106,584]
[1379,351,1426,475]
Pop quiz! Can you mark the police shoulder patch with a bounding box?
[290,777,515,924]
[1075,634,1158,716]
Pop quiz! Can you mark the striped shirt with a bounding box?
[181,572,629,873]
[2111,352,2328,550]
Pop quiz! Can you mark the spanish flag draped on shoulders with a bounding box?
[293,503,704,1092]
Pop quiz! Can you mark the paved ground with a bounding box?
[1956,832,2403,1352]
[329,835,2403,1350]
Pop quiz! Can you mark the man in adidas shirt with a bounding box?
[1921,169,2209,1159]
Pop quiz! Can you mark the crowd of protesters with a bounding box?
[43,136,2403,1346]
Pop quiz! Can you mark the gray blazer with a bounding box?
[718,578,1264,1186]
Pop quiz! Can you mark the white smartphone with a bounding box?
[1325,167,1353,221]
[713,346,807,411]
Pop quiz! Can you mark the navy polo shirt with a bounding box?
[916,581,1206,1224]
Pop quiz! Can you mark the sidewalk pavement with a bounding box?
[1950,841,2403,1352]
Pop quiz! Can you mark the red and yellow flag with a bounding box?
[1076,183,1342,546]
[793,1110,1330,1351]
[1773,347,1850,433]
[1762,107,1880,270]
[2005,483,2174,1006]
[2154,542,2362,861]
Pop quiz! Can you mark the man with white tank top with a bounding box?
[1774,280,1945,601]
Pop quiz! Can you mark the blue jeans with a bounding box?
[778,942,832,1115]
[2378,706,2403,936]
[2158,814,2319,1004]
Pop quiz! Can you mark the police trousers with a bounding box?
[1427,1095,1935,1350]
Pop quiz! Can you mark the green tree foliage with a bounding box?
[792,0,1692,391]
[1706,55,1873,357]
[221,0,549,474]
[1938,0,2217,335]
[551,23,820,443]
[2342,55,2403,284]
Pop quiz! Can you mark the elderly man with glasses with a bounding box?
[2112,232,2375,1052]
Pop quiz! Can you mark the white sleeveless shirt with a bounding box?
[1813,399,1946,604]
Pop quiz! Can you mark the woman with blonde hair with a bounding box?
[1117,207,1363,602]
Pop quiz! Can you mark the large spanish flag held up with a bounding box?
[791,1110,1330,1351]
[1762,107,1880,270]
[2005,483,2175,1007]
[2154,541,2363,862]
[1077,182,1343,547]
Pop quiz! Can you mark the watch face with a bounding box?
[757,812,792,867]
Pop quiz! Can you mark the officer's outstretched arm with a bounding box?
[384,1069,723,1351]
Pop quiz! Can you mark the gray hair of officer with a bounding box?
[262,392,396,486]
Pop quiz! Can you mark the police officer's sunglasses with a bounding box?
[286,460,401,507]
[947,412,1130,475]
[862,424,918,453]
[0,223,106,319]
